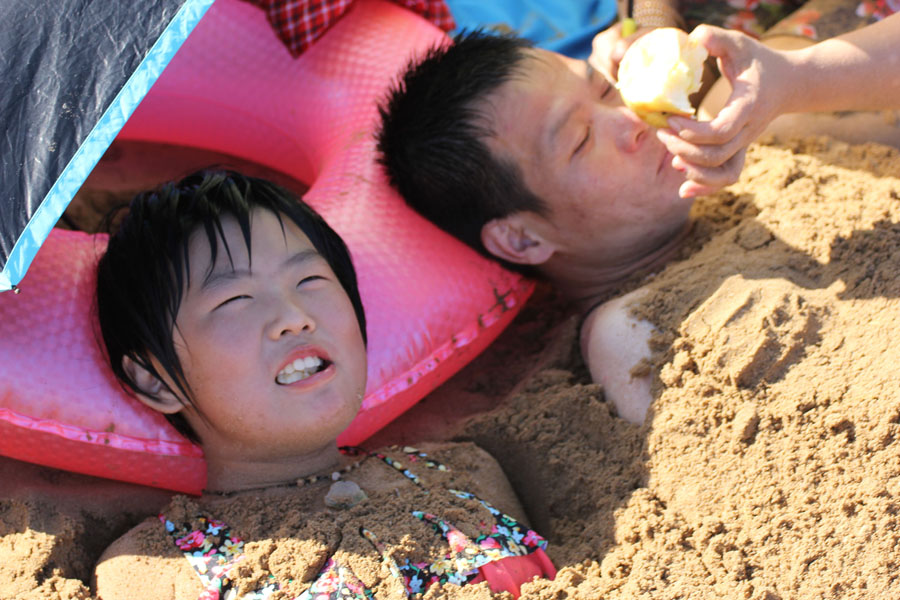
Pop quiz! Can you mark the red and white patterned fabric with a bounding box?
[244,0,455,56]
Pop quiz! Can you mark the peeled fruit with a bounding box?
[616,28,708,128]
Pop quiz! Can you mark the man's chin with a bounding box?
[632,218,693,271]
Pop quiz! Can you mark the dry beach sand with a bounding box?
[4,136,900,599]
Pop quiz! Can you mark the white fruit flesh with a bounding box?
[616,28,708,128]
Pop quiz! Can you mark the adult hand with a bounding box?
[656,25,795,198]
[589,23,655,82]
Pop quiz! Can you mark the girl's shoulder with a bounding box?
[94,510,202,600]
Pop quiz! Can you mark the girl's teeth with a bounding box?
[277,368,311,384]
[292,356,322,372]
[277,357,324,384]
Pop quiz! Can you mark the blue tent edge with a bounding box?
[0,0,216,292]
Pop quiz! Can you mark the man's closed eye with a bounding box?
[573,125,592,157]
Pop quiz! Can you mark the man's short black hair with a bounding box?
[377,30,545,270]
[96,169,366,442]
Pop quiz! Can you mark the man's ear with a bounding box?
[481,216,556,266]
[122,355,184,415]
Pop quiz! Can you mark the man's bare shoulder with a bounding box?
[580,288,656,425]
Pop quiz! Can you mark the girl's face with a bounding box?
[171,208,367,462]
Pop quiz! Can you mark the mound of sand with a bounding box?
[4,137,900,599]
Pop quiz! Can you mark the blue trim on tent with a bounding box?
[0,0,215,292]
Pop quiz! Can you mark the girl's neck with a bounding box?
[202,443,344,494]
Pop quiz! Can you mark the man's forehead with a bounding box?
[482,51,572,155]
[507,47,565,84]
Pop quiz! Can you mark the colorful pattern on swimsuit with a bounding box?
[161,514,280,600]
[162,447,548,599]
[394,491,549,593]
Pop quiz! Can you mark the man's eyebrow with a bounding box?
[546,103,579,153]
[586,61,613,99]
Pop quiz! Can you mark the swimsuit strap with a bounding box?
[359,528,411,598]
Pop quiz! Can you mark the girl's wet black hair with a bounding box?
[96,169,366,443]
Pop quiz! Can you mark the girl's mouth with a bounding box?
[276,356,331,384]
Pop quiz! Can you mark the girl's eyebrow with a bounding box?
[200,267,250,292]
[281,248,325,271]
[200,249,322,291]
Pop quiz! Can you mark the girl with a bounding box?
[93,170,555,599]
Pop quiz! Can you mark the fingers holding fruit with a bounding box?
[675,147,748,199]
[675,26,792,148]
[656,113,754,168]
[589,23,656,82]
[657,107,755,197]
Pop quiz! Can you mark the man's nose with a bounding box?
[267,293,316,339]
[614,107,651,153]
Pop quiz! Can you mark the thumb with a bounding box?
[689,25,747,80]
[612,38,630,63]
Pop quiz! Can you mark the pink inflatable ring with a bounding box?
[0,0,532,495]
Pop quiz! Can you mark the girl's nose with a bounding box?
[268,295,316,339]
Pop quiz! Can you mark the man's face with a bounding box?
[482,48,694,270]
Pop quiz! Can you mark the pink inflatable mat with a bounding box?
[0,0,533,494]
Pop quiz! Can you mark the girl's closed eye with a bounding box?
[297,274,328,288]
[214,294,252,310]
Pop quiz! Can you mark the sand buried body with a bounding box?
[7,137,900,599]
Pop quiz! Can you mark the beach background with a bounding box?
[4,134,900,599]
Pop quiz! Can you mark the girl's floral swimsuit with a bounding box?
[160,447,555,599]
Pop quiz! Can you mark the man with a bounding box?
[377,14,900,424]
[377,30,693,423]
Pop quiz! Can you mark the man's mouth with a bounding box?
[276,356,331,384]
[657,149,672,175]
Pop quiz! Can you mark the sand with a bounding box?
[4,136,900,599]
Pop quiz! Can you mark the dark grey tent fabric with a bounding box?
[0,0,210,291]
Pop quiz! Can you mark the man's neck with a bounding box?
[547,220,693,311]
